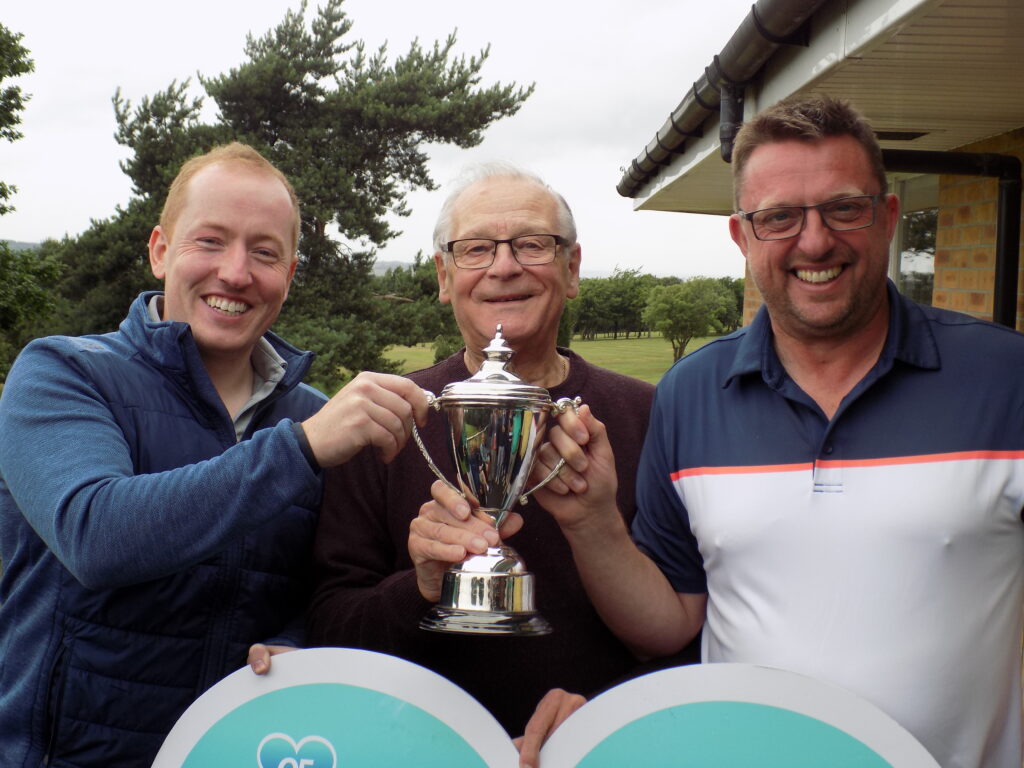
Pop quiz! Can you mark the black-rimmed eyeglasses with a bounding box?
[446,234,565,269]
[737,194,884,241]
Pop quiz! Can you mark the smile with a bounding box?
[794,266,843,284]
[205,296,250,316]
[485,294,531,303]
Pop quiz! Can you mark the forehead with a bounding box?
[449,177,559,237]
[739,136,877,209]
[177,163,295,236]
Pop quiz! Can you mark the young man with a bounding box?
[426,97,1024,768]
[306,165,686,738]
[0,143,427,767]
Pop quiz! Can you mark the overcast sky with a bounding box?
[0,0,753,279]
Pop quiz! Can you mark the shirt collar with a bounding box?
[145,293,287,384]
[724,280,941,388]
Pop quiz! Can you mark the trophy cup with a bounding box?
[413,325,579,636]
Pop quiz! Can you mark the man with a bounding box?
[424,96,1024,768]
[306,164,686,739]
[0,143,427,767]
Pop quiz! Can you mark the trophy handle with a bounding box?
[517,396,582,506]
[412,390,463,498]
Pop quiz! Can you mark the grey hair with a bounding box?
[432,162,578,254]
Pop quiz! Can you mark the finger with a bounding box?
[497,511,525,539]
[247,644,272,675]
[516,689,587,768]
[547,425,589,474]
[410,514,492,557]
[358,372,431,428]
[429,479,473,521]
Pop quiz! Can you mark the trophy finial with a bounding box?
[472,324,521,382]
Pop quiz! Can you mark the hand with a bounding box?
[247,643,297,675]
[513,688,587,768]
[529,405,619,532]
[301,372,428,467]
[408,480,524,602]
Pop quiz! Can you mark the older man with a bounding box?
[307,164,685,737]
[0,143,427,767]
[428,97,1024,768]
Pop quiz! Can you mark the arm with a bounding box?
[529,405,706,658]
[0,345,425,591]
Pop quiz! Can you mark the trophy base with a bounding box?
[420,606,552,636]
[418,545,552,636]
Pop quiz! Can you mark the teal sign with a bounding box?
[182,683,486,768]
[576,701,892,767]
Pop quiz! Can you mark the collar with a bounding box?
[144,292,288,385]
[723,280,941,389]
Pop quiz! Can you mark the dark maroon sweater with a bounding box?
[308,349,687,735]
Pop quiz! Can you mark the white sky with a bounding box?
[0,0,753,279]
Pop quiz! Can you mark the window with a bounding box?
[897,207,936,306]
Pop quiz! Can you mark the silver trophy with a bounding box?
[413,325,579,636]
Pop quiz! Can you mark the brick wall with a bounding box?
[935,128,1024,330]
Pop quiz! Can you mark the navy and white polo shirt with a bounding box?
[633,282,1024,768]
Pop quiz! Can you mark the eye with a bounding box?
[515,238,545,252]
[754,208,798,229]
[822,198,868,222]
[251,247,280,263]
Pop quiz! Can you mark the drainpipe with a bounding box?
[616,0,826,198]
[882,149,1022,329]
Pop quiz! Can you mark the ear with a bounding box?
[434,251,452,305]
[148,226,169,280]
[565,242,582,299]
[882,192,901,243]
[728,214,751,258]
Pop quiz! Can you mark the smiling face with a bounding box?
[433,176,581,358]
[729,135,899,345]
[148,161,298,371]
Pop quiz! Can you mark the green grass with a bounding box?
[383,334,716,384]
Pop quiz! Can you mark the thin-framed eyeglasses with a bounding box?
[446,234,565,269]
[737,194,885,241]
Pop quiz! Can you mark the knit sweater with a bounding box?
[308,349,693,735]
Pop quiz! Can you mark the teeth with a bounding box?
[795,266,842,284]
[205,296,249,315]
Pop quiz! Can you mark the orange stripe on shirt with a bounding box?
[818,450,1024,469]
[670,450,1024,480]
[671,463,813,481]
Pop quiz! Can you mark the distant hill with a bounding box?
[3,240,40,252]
[372,259,415,275]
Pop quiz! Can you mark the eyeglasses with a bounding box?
[446,234,565,269]
[737,194,884,241]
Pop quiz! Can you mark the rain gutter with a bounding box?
[616,0,828,199]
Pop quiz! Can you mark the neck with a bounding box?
[772,305,889,421]
[463,345,568,388]
[201,351,256,419]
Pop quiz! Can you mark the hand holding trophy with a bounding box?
[412,324,579,636]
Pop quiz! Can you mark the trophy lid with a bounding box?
[436,325,553,408]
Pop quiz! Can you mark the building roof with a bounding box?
[618,0,1024,215]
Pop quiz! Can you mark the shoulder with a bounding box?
[13,331,131,377]
[916,303,1024,367]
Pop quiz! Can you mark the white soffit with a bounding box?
[634,0,1024,215]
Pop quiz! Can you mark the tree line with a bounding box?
[0,5,741,393]
[377,260,744,364]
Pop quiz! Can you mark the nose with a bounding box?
[217,241,254,287]
[794,208,837,257]
[486,241,524,277]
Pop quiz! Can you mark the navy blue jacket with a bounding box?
[0,293,326,767]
